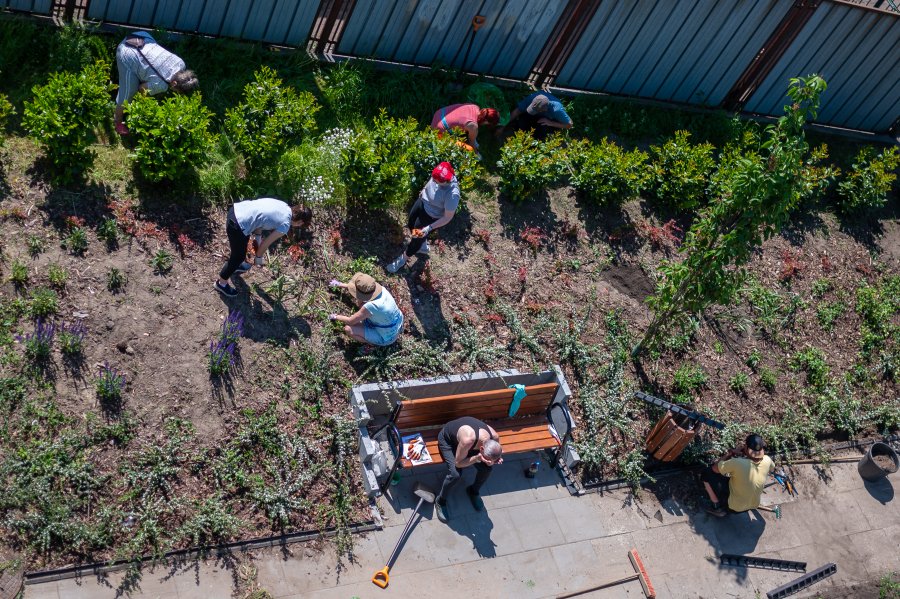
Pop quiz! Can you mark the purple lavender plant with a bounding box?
[208,337,237,376]
[19,318,56,362]
[221,309,244,345]
[95,362,126,403]
[58,320,87,356]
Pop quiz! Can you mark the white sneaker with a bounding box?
[386,254,407,273]
[417,240,429,255]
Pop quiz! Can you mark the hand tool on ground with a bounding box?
[556,548,656,598]
[371,482,435,589]
[757,504,782,519]
[774,468,797,497]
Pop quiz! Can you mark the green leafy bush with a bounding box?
[837,146,899,212]
[496,131,566,202]
[408,127,483,197]
[648,130,715,210]
[49,22,109,73]
[225,66,319,170]
[275,128,351,207]
[0,94,13,146]
[126,93,217,182]
[791,347,830,389]
[567,138,650,204]
[673,363,707,394]
[340,111,417,209]
[22,61,113,183]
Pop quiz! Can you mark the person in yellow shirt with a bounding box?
[701,434,775,516]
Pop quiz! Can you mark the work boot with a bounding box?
[435,501,449,523]
[706,501,726,518]
[386,254,407,273]
[466,486,485,512]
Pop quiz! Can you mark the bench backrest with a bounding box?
[395,383,559,431]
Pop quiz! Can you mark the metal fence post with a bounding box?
[308,0,357,57]
[723,0,822,111]
[527,0,602,89]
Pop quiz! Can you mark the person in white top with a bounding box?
[114,31,198,136]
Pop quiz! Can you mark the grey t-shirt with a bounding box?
[115,32,186,106]
[421,177,461,218]
[233,198,292,236]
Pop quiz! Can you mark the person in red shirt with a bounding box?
[430,103,499,155]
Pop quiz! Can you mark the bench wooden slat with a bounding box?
[396,399,555,428]
[398,383,558,408]
[396,392,557,415]
[399,418,558,468]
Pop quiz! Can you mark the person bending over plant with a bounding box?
[329,273,403,346]
[114,31,198,136]
[504,92,572,140]
[431,103,499,158]
[386,162,460,273]
[215,197,306,297]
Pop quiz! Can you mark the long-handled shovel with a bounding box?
[372,482,435,589]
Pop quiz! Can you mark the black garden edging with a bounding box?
[24,520,379,585]
[578,433,900,494]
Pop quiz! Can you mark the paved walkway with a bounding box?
[24,451,900,599]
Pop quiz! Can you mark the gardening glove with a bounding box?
[508,384,527,417]
[420,225,432,236]
[254,256,265,266]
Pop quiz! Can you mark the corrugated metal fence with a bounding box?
[4,0,898,134]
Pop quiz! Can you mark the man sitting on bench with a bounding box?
[435,417,503,523]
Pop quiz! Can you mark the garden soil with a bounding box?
[0,139,897,570]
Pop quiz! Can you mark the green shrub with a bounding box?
[49,22,109,73]
[729,372,749,393]
[496,131,566,202]
[62,227,88,255]
[838,146,899,212]
[275,129,350,207]
[408,127,483,197]
[225,66,319,170]
[759,367,777,392]
[815,300,844,331]
[9,260,28,288]
[791,347,830,389]
[648,130,715,210]
[316,61,366,125]
[47,264,68,290]
[28,288,59,319]
[567,138,650,204]
[340,111,417,209]
[0,94,13,146]
[22,61,113,183]
[126,93,217,182]
[673,363,707,394]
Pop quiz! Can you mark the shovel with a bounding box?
[372,482,436,589]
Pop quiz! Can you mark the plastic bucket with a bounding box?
[857,442,899,481]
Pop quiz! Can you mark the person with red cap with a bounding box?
[430,103,499,157]
[387,162,460,273]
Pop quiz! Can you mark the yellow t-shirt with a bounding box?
[718,456,775,512]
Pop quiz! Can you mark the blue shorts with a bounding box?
[363,320,401,346]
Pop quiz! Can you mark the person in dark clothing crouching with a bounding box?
[434,416,503,523]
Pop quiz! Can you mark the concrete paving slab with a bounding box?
[550,539,603,593]
[659,566,761,599]
[372,518,436,576]
[423,510,484,567]
[587,491,648,535]
[505,501,565,551]
[22,583,60,599]
[850,477,899,529]
[253,552,286,595]
[848,528,895,578]
[630,521,719,577]
[375,561,464,599]
[642,496,692,529]
[460,507,522,557]
[495,547,564,598]
[278,534,384,593]
[478,467,547,511]
[549,495,607,543]
[588,532,638,574]
[169,561,234,599]
[792,494,871,545]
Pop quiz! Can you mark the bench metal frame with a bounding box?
[351,367,575,498]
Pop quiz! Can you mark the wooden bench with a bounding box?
[388,382,563,469]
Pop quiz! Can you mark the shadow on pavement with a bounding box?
[863,477,894,504]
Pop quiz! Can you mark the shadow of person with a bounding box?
[451,510,497,558]
[224,278,312,344]
[863,478,895,504]
[404,259,450,344]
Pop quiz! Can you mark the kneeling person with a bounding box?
[329,273,403,346]
[702,433,775,516]
[435,416,503,523]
